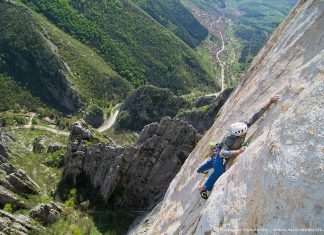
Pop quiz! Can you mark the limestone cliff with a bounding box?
[60,117,201,210]
[129,0,324,234]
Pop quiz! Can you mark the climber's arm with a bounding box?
[244,95,280,127]
[219,145,246,159]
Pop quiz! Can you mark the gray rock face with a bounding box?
[47,142,62,153]
[0,185,26,209]
[30,202,62,225]
[61,117,201,209]
[0,155,40,198]
[177,88,233,133]
[0,210,40,235]
[115,85,189,131]
[32,136,47,153]
[0,143,9,159]
[0,134,38,210]
[83,105,104,128]
[0,130,15,159]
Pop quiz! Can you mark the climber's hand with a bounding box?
[270,95,280,104]
[235,146,246,155]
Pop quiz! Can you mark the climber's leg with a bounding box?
[197,156,216,173]
[203,155,225,191]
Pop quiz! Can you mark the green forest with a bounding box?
[0,0,218,114]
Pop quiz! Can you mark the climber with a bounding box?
[198,95,280,199]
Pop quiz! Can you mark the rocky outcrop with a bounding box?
[115,86,189,131]
[0,186,26,209]
[0,143,9,159]
[0,129,15,159]
[32,136,47,153]
[30,202,62,225]
[0,155,39,200]
[83,105,104,128]
[47,142,62,153]
[60,118,201,210]
[129,0,324,234]
[177,88,233,133]
[0,132,39,210]
[0,210,40,235]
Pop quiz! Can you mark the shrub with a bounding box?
[65,188,77,207]
[3,203,13,213]
[69,224,82,235]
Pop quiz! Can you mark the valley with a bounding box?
[182,0,298,87]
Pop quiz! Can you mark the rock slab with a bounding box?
[30,202,62,225]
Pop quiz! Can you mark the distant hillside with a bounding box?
[23,0,217,93]
[0,2,80,112]
[0,0,218,113]
[133,0,209,48]
[232,0,298,63]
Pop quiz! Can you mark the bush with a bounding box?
[65,188,77,207]
[14,115,28,125]
[3,203,13,213]
[68,224,82,235]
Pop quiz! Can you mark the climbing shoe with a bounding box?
[200,188,210,199]
[197,169,208,174]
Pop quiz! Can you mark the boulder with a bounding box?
[176,88,233,133]
[115,85,189,131]
[47,143,62,153]
[70,121,93,142]
[30,202,62,225]
[42,153,64,168]
[0,169,40,196]
[60,117,201,210]
[32,136,47,153]
[0,186,26,209]
[83,105,104,128]
[0,156,40,197]
[0,210,40,235]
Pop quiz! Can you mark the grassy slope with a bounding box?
[23,0,217,95]
[0,74,45,112]
[133,0,208,48]
[33,11,132,107]
[0,1,132,113]
[0,2,79,113]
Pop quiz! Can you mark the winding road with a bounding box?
[16,113,70,136]
[216,30,225,91]
[97,105,121,133]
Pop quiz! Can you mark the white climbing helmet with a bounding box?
[229,122,248,137]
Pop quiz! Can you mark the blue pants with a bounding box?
[198,155,225,191]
